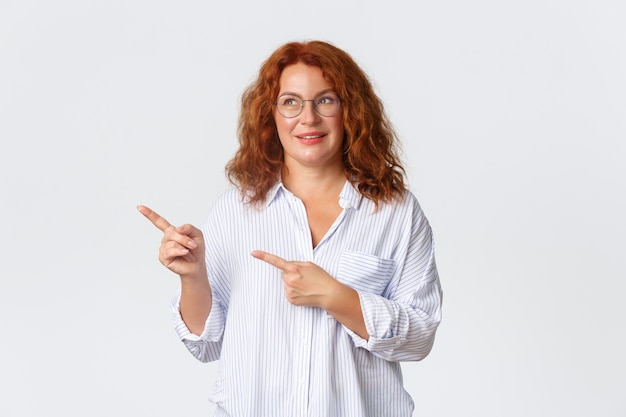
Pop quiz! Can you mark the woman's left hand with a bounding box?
[251,250,338,309]
[251,249,368,339]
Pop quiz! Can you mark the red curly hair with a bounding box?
[226,40,406,207]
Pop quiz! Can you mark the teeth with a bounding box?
[300,135,322,139]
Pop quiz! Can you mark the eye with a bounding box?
[278,96,301,106]
[316,94,338,105]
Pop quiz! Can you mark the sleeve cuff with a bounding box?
[170,290,225,342]
[344,291,409,351]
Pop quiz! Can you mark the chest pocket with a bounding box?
[336,250,395,296]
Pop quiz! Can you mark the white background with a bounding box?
[1,1,625,416]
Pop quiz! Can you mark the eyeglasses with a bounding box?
[273,93,342,118]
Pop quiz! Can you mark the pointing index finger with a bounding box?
[251,250,292,272]
[137,205,173,232]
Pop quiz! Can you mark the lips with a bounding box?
[296,131,326,140]
[296,133,326,145]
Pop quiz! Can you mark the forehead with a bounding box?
[278,63,332,94]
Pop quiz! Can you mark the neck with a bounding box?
[281,163,346,201]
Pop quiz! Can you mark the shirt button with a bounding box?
[395,340,402,346]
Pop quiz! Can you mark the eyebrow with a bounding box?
[277,88,336,98]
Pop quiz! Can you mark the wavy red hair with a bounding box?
[226,40,406,207]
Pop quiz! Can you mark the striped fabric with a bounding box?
[171,180,443,417]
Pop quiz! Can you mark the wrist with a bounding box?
[179,266,208,283]
[320,279,350,312]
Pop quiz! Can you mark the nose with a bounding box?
[299,100,320,123]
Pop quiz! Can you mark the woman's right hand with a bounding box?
[137,205,206,280]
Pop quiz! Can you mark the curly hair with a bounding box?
[225,40,406,207]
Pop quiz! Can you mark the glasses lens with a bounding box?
[275,94,341,118]
[314,94,341,117]
[276,95,302,118]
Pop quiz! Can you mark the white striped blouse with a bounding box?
[171,180,443,417]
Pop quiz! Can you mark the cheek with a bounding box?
[274,116,295,137]
[332,119,345,140]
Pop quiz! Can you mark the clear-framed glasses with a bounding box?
[273,93,342,118]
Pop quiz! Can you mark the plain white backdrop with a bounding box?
[1,1,624,416]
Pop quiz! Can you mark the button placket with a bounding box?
[283,194,314,414]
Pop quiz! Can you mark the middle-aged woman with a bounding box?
[138,40,443,417]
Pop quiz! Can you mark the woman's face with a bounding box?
[274,63,345,171]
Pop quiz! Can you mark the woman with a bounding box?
[138,40,442,417]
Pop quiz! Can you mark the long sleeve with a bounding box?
[169,196,233,363]
[170,290,225,363]
[342,194,443,361]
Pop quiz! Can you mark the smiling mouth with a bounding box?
[297,134,325,139]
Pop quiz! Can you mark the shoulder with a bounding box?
[372,188,423,215]
[402,189,426,218]
[377,189,431,234]
[213,187,247,207]
[203,187,246,223]
[206,186,270,222]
